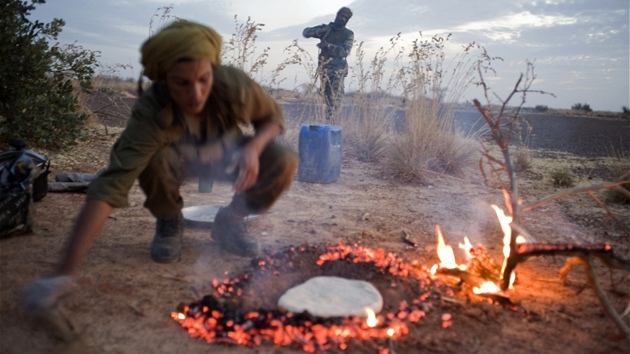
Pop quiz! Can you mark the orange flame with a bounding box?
[491,204,526,288]
[435,225,459,270]
[430,205,529,294]
[365,308,378,327]
[458,237,473,261]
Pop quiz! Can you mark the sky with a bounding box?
[30,0,629,111]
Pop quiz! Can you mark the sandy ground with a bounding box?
[1,114,629,354]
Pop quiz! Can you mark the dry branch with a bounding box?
[581,256,630,339]
[473,61,629,340]
[435,267,487,288]
[522,179,630,213]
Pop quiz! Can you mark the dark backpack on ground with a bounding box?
[0,140,50,238]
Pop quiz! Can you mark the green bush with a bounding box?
[0,0,99,150]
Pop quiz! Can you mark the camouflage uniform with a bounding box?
[87,65,298,220]
[303,23,354,122]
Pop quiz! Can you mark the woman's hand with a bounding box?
[232,144,259,193]
[229,121,282,193]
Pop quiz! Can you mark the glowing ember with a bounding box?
[171,242,430,352]
[472,281,500,294]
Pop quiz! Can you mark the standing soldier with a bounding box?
[303,7,354,122]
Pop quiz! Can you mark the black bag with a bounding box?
[0,140,50,237]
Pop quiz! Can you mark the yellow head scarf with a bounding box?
[140,20,222,81]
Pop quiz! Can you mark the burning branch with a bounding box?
[473,61,630,340]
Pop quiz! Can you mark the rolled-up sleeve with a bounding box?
[86,117,164,208]
[86,86,173,208]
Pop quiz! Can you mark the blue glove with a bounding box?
[23,275,74,312]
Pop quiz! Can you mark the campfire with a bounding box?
[168,204,575,352]
[169,242,478,353]
[171,199,629,351]
[430,204,523,297]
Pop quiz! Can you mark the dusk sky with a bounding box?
[31,0,629,111]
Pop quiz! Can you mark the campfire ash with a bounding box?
[171,242,458,353]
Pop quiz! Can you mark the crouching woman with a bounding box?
[24,19,298,314]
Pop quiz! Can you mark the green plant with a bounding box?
[550,167,574,187]
[622,106,630,119]
[0,0,99,150]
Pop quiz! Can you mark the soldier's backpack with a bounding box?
[0,140,50,238]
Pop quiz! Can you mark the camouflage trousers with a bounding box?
[320,69,346,122]
[138,137,298,220]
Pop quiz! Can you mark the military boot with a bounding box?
[151,212,183,263]
[211,206,260,257]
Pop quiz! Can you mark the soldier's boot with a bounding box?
[150,212,183,263]
[211,206,260,257]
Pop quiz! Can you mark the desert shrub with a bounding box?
[514,147,532,173]
[379,35,493,181]
[604,162,630,204]
[339,39,405,162]
[0,0,98,150]
[571,103,592,113]
[550,167,574,187]
[534,105,548,113]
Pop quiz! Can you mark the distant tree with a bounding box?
[534,105,548,112]
[571,103,592,113]
[0,0,99,150]
[622,106,630,119]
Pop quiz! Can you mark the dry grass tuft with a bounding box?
[550,167,575,187]
[604,161,630,203]
[514,147,532,173]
